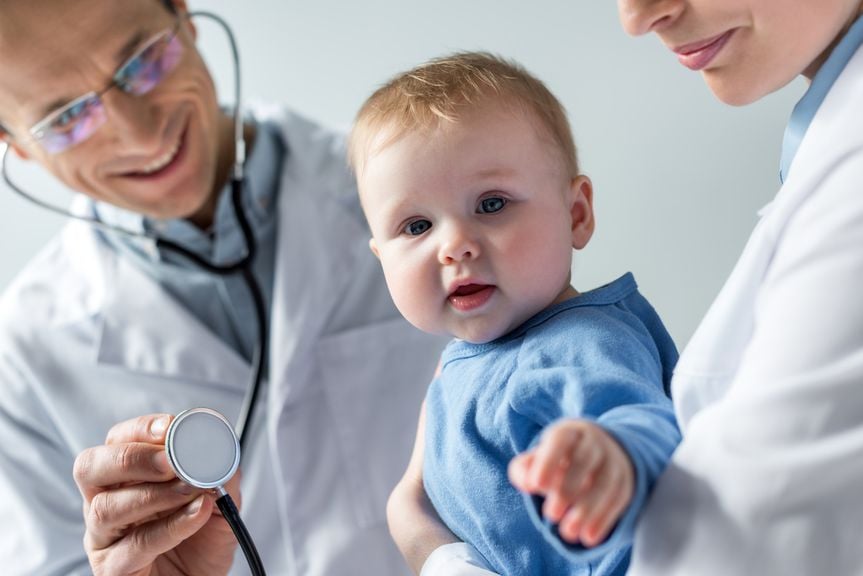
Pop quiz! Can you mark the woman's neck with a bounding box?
[803,5,863,80]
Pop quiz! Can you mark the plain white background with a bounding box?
[0,1,804,347]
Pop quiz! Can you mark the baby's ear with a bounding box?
[569,175,595,250]
[368,237,381,259]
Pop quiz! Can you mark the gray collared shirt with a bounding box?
[94,120,285,367]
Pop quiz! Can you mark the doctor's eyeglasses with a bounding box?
[27,18,185,155]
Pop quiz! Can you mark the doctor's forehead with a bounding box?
[0,0,170,42]
[0,0,169,120]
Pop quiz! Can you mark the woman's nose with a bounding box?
[617,0,684,36]
[438,224,481,265]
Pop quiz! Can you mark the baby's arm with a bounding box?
[388,401,500,576]
[509,420,634,547]
[503,319,681,559]
[388,401,459,572]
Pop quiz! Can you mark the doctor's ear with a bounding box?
[568,175,595,250]
[368,238,381,260]
[164,0,190,15]
[165,0,197,39]
[0,127,31,162]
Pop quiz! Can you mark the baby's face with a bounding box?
[359,103,589,344]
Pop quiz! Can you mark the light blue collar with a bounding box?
[780,15,863,183]
[144,120,282,262]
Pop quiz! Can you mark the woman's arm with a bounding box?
[629,152,863,575]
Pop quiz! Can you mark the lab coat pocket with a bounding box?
[316,317,444,528]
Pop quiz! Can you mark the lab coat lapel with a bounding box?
[267,111,362,408]
[267,178,358,409]
[96,253,250,391]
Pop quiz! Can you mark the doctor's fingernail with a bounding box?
[150,416,169,439]
[184,495,205,516]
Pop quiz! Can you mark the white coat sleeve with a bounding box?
[629,151,863,575]
[0,346,91,575]
[421,543,501,576]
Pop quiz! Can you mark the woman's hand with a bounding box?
[509,419,634,547]
[73,413,240,576]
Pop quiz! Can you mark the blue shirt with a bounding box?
[92,120,284,366]
[424,273,680,576]
[781,14,863,182]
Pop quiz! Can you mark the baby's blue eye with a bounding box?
[478,197,506,214]
[405,219,432,236]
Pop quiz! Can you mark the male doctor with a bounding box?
[0,0,443,574]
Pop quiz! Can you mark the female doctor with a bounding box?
[0,0,443,575]
[394,1,863,575]
[618,0,863,574]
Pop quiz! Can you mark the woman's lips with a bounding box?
[448,284,495,312]
[675,30,735,71]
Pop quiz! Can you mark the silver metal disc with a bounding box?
[165,408,240,489]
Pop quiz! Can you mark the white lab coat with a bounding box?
[627,41,863,576]
[0,106,445,576]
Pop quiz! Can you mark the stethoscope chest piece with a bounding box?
[165,408,240,490]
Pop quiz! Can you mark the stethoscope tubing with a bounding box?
[0,10,267,575]
[217,487,267,576]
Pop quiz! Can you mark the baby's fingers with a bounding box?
[541,443,602,523]
[559,438,604,501]
[556,478,612,544]
[579,461,633,546]
[528,425,582,492]
[560,483,626,547]
[508,451,536,492]
[558,461,631,546]
[540,491,571,524]
[580,483,630,547]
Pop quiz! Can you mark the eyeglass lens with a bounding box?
[33,25,184,154]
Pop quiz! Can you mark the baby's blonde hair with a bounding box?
[349,51,578,178]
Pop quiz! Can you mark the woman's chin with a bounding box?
[704,72,795,107]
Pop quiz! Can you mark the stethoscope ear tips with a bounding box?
[165,407,240,490]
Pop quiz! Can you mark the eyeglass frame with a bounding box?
[16,15,187,155]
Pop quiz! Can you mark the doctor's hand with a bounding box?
[73,413,240,576]
[508,420,634,548]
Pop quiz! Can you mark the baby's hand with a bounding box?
[508,420,634,547]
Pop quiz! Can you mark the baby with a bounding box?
[349,52,680,575]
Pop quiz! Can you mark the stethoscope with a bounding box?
[0,11,267,575]
[167,407,266,575]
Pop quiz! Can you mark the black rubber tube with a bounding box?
[216,492,267,575]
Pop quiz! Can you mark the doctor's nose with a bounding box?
[438,225,481,265]
[617,0,684,36]
[101,91,162,153]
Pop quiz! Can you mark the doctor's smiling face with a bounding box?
[617,0,863,105]
[357,101,594,344]
[0,0,234,228]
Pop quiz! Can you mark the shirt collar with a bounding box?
[442,273,638,362]
[780,14,863,183]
